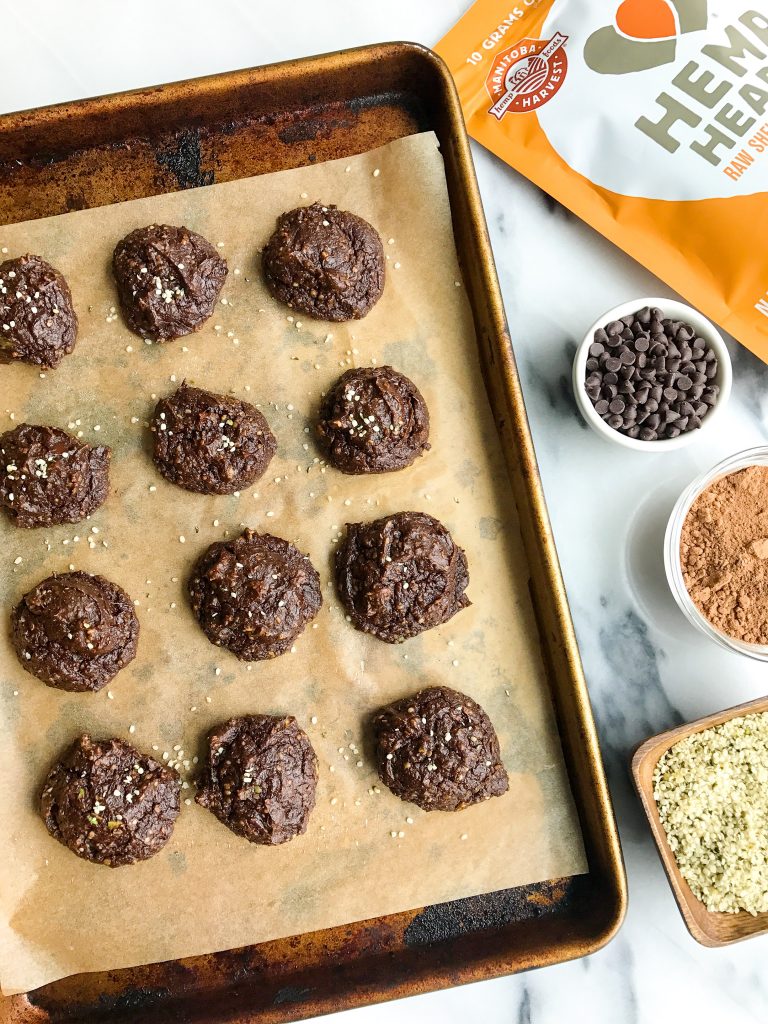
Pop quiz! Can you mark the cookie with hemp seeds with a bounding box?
[150,383,276,494]
[12,571,139,693]
[373,685,509,812]
[112,224,227,341]
[0,254,78,368]
[0,423,110,528]
[40,734,180,866]
[335,511,470,643]
[187,529,322,660]
[196,714,318,845]
[317,365,430,474]
[262,202,385,321]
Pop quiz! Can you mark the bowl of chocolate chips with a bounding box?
[573,298,732,451]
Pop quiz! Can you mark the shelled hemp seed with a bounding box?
[653,712,768,915]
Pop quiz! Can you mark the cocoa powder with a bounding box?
[681,465,768,645]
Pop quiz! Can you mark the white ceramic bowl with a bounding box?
[572,297,732,452]
[664,447,768,662]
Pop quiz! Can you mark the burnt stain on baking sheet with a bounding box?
[278,112,355,145]
[273,985,313,1006]
[155,129,213,190]
[35,985,176,1024]
[347,91,430,133]
[95,986,174,1018]
[404,879,575,946]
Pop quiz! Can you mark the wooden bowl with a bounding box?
[632,694,768,946]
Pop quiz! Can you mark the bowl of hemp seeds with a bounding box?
[573,297,732,451]
[665,447,768,661]
[632,695,768,946]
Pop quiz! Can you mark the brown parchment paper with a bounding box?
[0,131,586,996]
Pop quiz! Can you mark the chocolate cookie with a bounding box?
[40,734,180,866]
[12,571,139,692]
[0,423,110,528]
[196,715,318,845]
[150,383,276,494]
[317,366,430,474]
[0,254,78,368]
[335,511,470,643]
[262,203,384,321]
[373,686,508,811]
[188,529,322,660]
[112,224,227,341]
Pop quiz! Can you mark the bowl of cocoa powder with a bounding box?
[666,448,768,659]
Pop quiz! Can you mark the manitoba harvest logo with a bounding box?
[584,0,708,75]
[486,33,568,118]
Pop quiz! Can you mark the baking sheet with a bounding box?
[0,131,586,996]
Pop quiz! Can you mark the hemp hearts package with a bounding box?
[437,1,768,361]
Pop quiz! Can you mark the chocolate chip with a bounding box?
[663,387,678,402]
[609,398,625,414]
[607,414,623,428]
[594,399,609,415]
[606,320,623,336]
[677,376,692,391]
[605,357,622,373]
[604,371,619,385]
[589,342,605,357]
[640,427,657,441]
[634,336,650,352]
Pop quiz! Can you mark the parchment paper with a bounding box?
[0,132,586,996]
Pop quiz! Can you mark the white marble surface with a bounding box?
[3,3,768,1022]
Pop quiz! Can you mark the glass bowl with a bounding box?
[664,447,768,661]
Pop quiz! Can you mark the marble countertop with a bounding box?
[3,2,767,1021]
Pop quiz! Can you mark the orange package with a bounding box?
[436,0,768,361]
